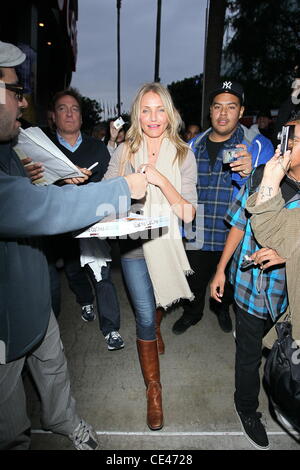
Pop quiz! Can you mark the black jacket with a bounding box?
[0,142,130,363]
[51,133,110,183]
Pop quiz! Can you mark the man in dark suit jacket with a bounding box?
[45,88,125,351]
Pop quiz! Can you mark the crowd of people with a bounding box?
[1,38,300,451]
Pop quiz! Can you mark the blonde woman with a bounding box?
[104,83,197,430]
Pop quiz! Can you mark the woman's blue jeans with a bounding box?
[121,257,156,340]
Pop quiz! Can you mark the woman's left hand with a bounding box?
[138,164,166,188]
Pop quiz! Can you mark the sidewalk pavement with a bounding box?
[26,263,300,451]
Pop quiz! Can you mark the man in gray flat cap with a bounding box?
[0,40,147,450]
[0,40,26,67]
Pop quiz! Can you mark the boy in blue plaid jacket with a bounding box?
[210,164,300,448]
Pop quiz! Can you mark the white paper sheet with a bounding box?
[14,127,84,185]
[75,213,170,238]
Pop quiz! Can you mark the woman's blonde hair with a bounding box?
[119,82,188,175]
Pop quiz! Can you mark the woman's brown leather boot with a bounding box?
[155,308,165,355]
[136,339,164,430]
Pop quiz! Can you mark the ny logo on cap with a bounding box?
[222,81,232,90]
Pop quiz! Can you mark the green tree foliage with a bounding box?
[168,75,203,127]
[223,0,300,111]
[81,96,103,134]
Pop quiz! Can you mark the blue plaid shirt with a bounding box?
[225,183,300,320]
[187,124,273,251]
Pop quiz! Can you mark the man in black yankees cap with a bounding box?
[209,80,245,105]
[172,78,274,337]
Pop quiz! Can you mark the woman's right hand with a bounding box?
[262,146,291,184]
[109,120,120,143]
[210,269,226,303]
[138,164,166,188]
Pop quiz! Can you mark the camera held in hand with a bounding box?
[277,125,294,155]
[113,116,125,130]
[240,254,255,269]
[223,148,241,164]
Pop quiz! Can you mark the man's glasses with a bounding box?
[4,84,24,102]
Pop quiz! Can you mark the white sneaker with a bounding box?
[69,419,99,450]
[81,304,96,322]
[105,331,125,350]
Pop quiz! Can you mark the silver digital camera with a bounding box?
[223,148,240,164]
[240,254,255,269]
[277,125,294,155]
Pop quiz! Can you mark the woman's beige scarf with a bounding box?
[133,137,194,309]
